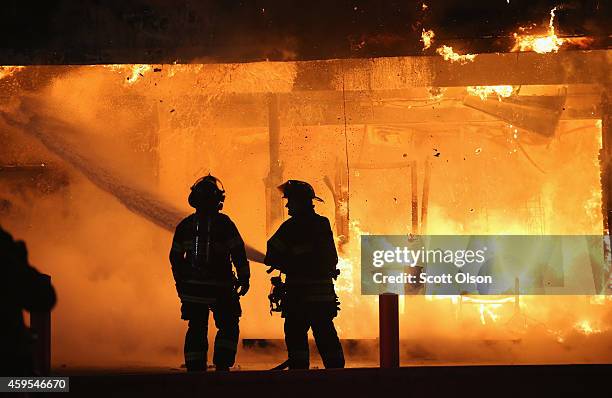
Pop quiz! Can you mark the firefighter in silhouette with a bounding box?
[169,175,250,372]
[0,225,56,376]
[265,180,345,369]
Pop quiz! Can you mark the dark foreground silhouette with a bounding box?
[0,225,56,376]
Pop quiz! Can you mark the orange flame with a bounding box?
[421,29,435,50]
[574,320,602,335]
[103,64,153,85]
[126,64,152,84]
[0,66,25,80]
[435,45,477,64]
[511,7,594,53]
[420,27,475,64]
[478,303,502,324]
[467,85,515,100]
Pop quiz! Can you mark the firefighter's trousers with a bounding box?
[284,308,345,369]
[182,295,241,371]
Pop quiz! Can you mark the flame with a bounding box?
[429,295,512,325]
[511,7,594,53]
[333,220,379,335]
[336,220,366,294]
[421,29,435,50]
[0,66,25,80]
[435,45,477,64]
[336,257,354,294]
[421,28,476,63]
[336,221,365,289]
[103,64,153,85]
[574,320,602,335]
[462,297,516,305]
[425,295,461,304]
[591,295,612,305]
[544,319,606,344]
[126,64,152,84]
[467,85,515,101]
[478,303,502,324]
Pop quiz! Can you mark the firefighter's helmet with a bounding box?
[277,180,323,202]
[188,174,226,210]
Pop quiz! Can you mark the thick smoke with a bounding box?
[1,100,264,263]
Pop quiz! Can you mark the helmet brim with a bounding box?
[281,193,324,202]
[278,180,323,202]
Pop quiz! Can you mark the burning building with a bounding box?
[0,0,610,381]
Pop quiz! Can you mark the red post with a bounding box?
[30,274,51,375]
[379,293,399,368]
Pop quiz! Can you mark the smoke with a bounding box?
[0,100,264,263]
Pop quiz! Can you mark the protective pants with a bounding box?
[284,309,345,369]
[183,296,240,371]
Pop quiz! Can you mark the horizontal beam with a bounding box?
[168,90,601,128]
[3,51,610,94]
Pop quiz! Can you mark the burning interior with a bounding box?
[1,49,611,370]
